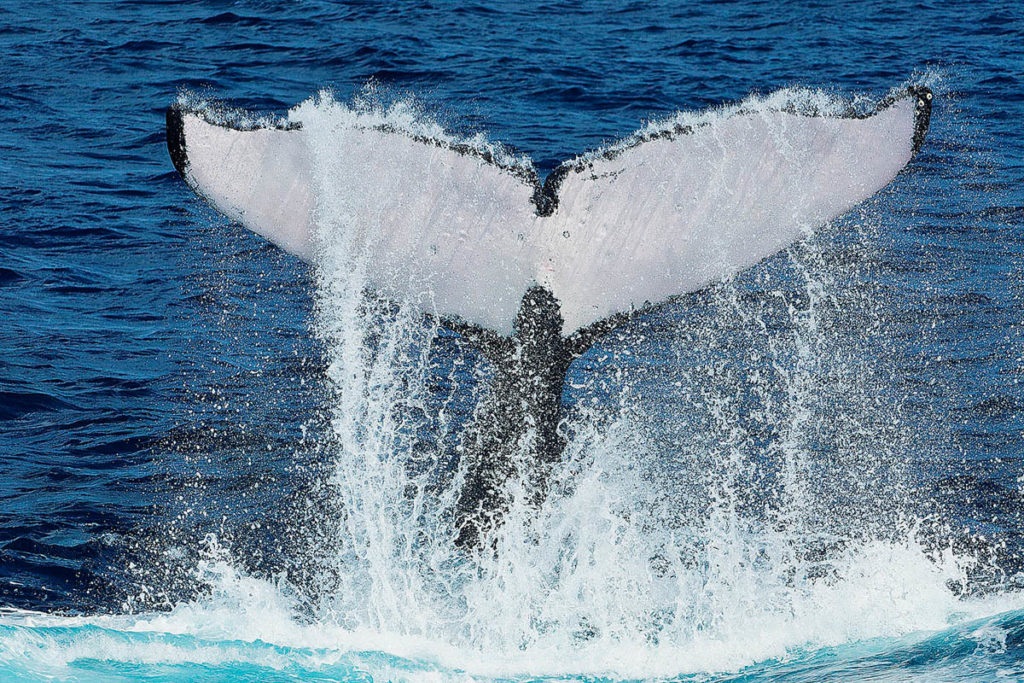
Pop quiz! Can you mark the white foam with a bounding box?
[1,540,1021,680]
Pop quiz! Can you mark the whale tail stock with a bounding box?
[166,86,933,547]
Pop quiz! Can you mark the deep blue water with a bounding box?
[2,1,1024,681]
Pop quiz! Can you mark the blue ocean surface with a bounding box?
[2,1,1024,681]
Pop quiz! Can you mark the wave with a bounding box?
[1,559,1022,681]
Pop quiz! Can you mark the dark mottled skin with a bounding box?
[453,286,582,549]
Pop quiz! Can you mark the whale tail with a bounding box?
[166,86,933,547]
[166,86,931,341]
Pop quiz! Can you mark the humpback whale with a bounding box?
[166,86,933,548]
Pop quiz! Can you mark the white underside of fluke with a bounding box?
[175,93,923,336]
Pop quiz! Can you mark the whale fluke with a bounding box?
[167,86,933,547]
[166,87,932,339]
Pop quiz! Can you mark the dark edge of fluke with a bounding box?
[166,105,189,181]
[165,86,933,218]
[907,85,933,155]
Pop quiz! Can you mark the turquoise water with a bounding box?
[2,607,1023,681]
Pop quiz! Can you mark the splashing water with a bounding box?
[192,86,1019,676]
[5,84,1022,682]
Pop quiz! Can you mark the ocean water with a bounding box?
[2,0,1024,681]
